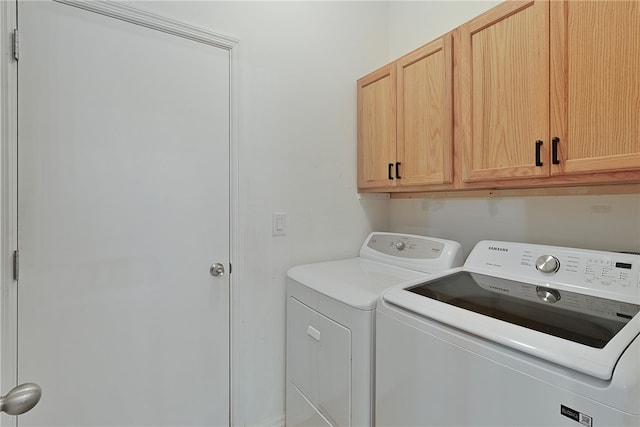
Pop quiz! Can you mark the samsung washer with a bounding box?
[285,232,463,427]
[376,240,640,426]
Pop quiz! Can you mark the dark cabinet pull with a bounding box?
[395,162,402,179]
[388,163,394,180]
[552,137,560,165]
[535,140,543,167]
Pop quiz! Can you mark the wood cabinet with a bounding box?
[357,64,396,189]
[397,36,454,187]
[458,1,549,182]
[357,36,453,191]
[550,1,640,176]
[458,0,640,185]
[358,0,640,195]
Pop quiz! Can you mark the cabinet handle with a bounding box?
[388,163,394,180]
[552,137,560,165]
[395,162,402,179]
[535,140,544,167]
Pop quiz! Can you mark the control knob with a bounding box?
[395,241,406,251]
[536,286,561,304]
[536,255,560,273]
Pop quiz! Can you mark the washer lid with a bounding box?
[287,258,426,310]
[411,271,639,347]
[384,276,640,380]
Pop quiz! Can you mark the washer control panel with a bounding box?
[466,240,640,304]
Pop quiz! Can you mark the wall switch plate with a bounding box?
[272,213,287,236]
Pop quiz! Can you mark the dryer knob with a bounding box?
[536,255,560,273]
[395,241,406,251]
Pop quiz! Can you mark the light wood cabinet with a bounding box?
[458,1,549,182]
[459,0,640,185]
[550,1,640,176]
[358,0,639,195]
[357,64,396,190]
[397,36,454,187]
[357,36,453,191]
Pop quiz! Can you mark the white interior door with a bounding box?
[14,1,230,425]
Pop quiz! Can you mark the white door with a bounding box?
[12,1,231,425]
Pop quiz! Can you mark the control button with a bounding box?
[536,286,561,304]
[536,255,560,273]
[395,241,406,251]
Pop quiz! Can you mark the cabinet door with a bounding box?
[357,64,397,189]
[459,1,549,182]
[397,35,453,186]
[550,1,640,176]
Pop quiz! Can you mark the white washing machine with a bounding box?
[376,240,640,426]
[285,232,463,427]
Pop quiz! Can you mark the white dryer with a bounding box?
[286,232,463,427]
[376,240,640,426]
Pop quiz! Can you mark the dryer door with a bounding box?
[287,297,351,426]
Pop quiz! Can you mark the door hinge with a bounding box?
[12,250,19,281]
[12,29,19,61]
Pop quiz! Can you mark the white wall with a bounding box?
[127,2,390,425]
[391,195,640,258]
[387,2,640,257]
[387,0,500,59]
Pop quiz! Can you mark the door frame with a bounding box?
[0,1,245,425]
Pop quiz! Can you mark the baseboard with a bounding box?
[248,414,285,427]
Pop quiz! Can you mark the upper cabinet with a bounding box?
[357,0,640,194]
[458,1,549,182]
[396,36,454,188]
[358,35,453,191]
[549,1,640,176]
[357,64,396,190]
[458,0,640,184]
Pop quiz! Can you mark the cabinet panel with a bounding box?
[357,65,396,189]
[460,1,549,182]
[551,1,640,175]
[397,36,453,186]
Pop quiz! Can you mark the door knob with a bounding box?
[210,263,225,277]
[0,383,42,415]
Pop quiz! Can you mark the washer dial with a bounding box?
[536,255,560,273]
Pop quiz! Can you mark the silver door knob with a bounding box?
[0,383,42,415]
[210,263,225,277]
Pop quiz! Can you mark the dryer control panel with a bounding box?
[360,232,464,274]
[366,233,445,259]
